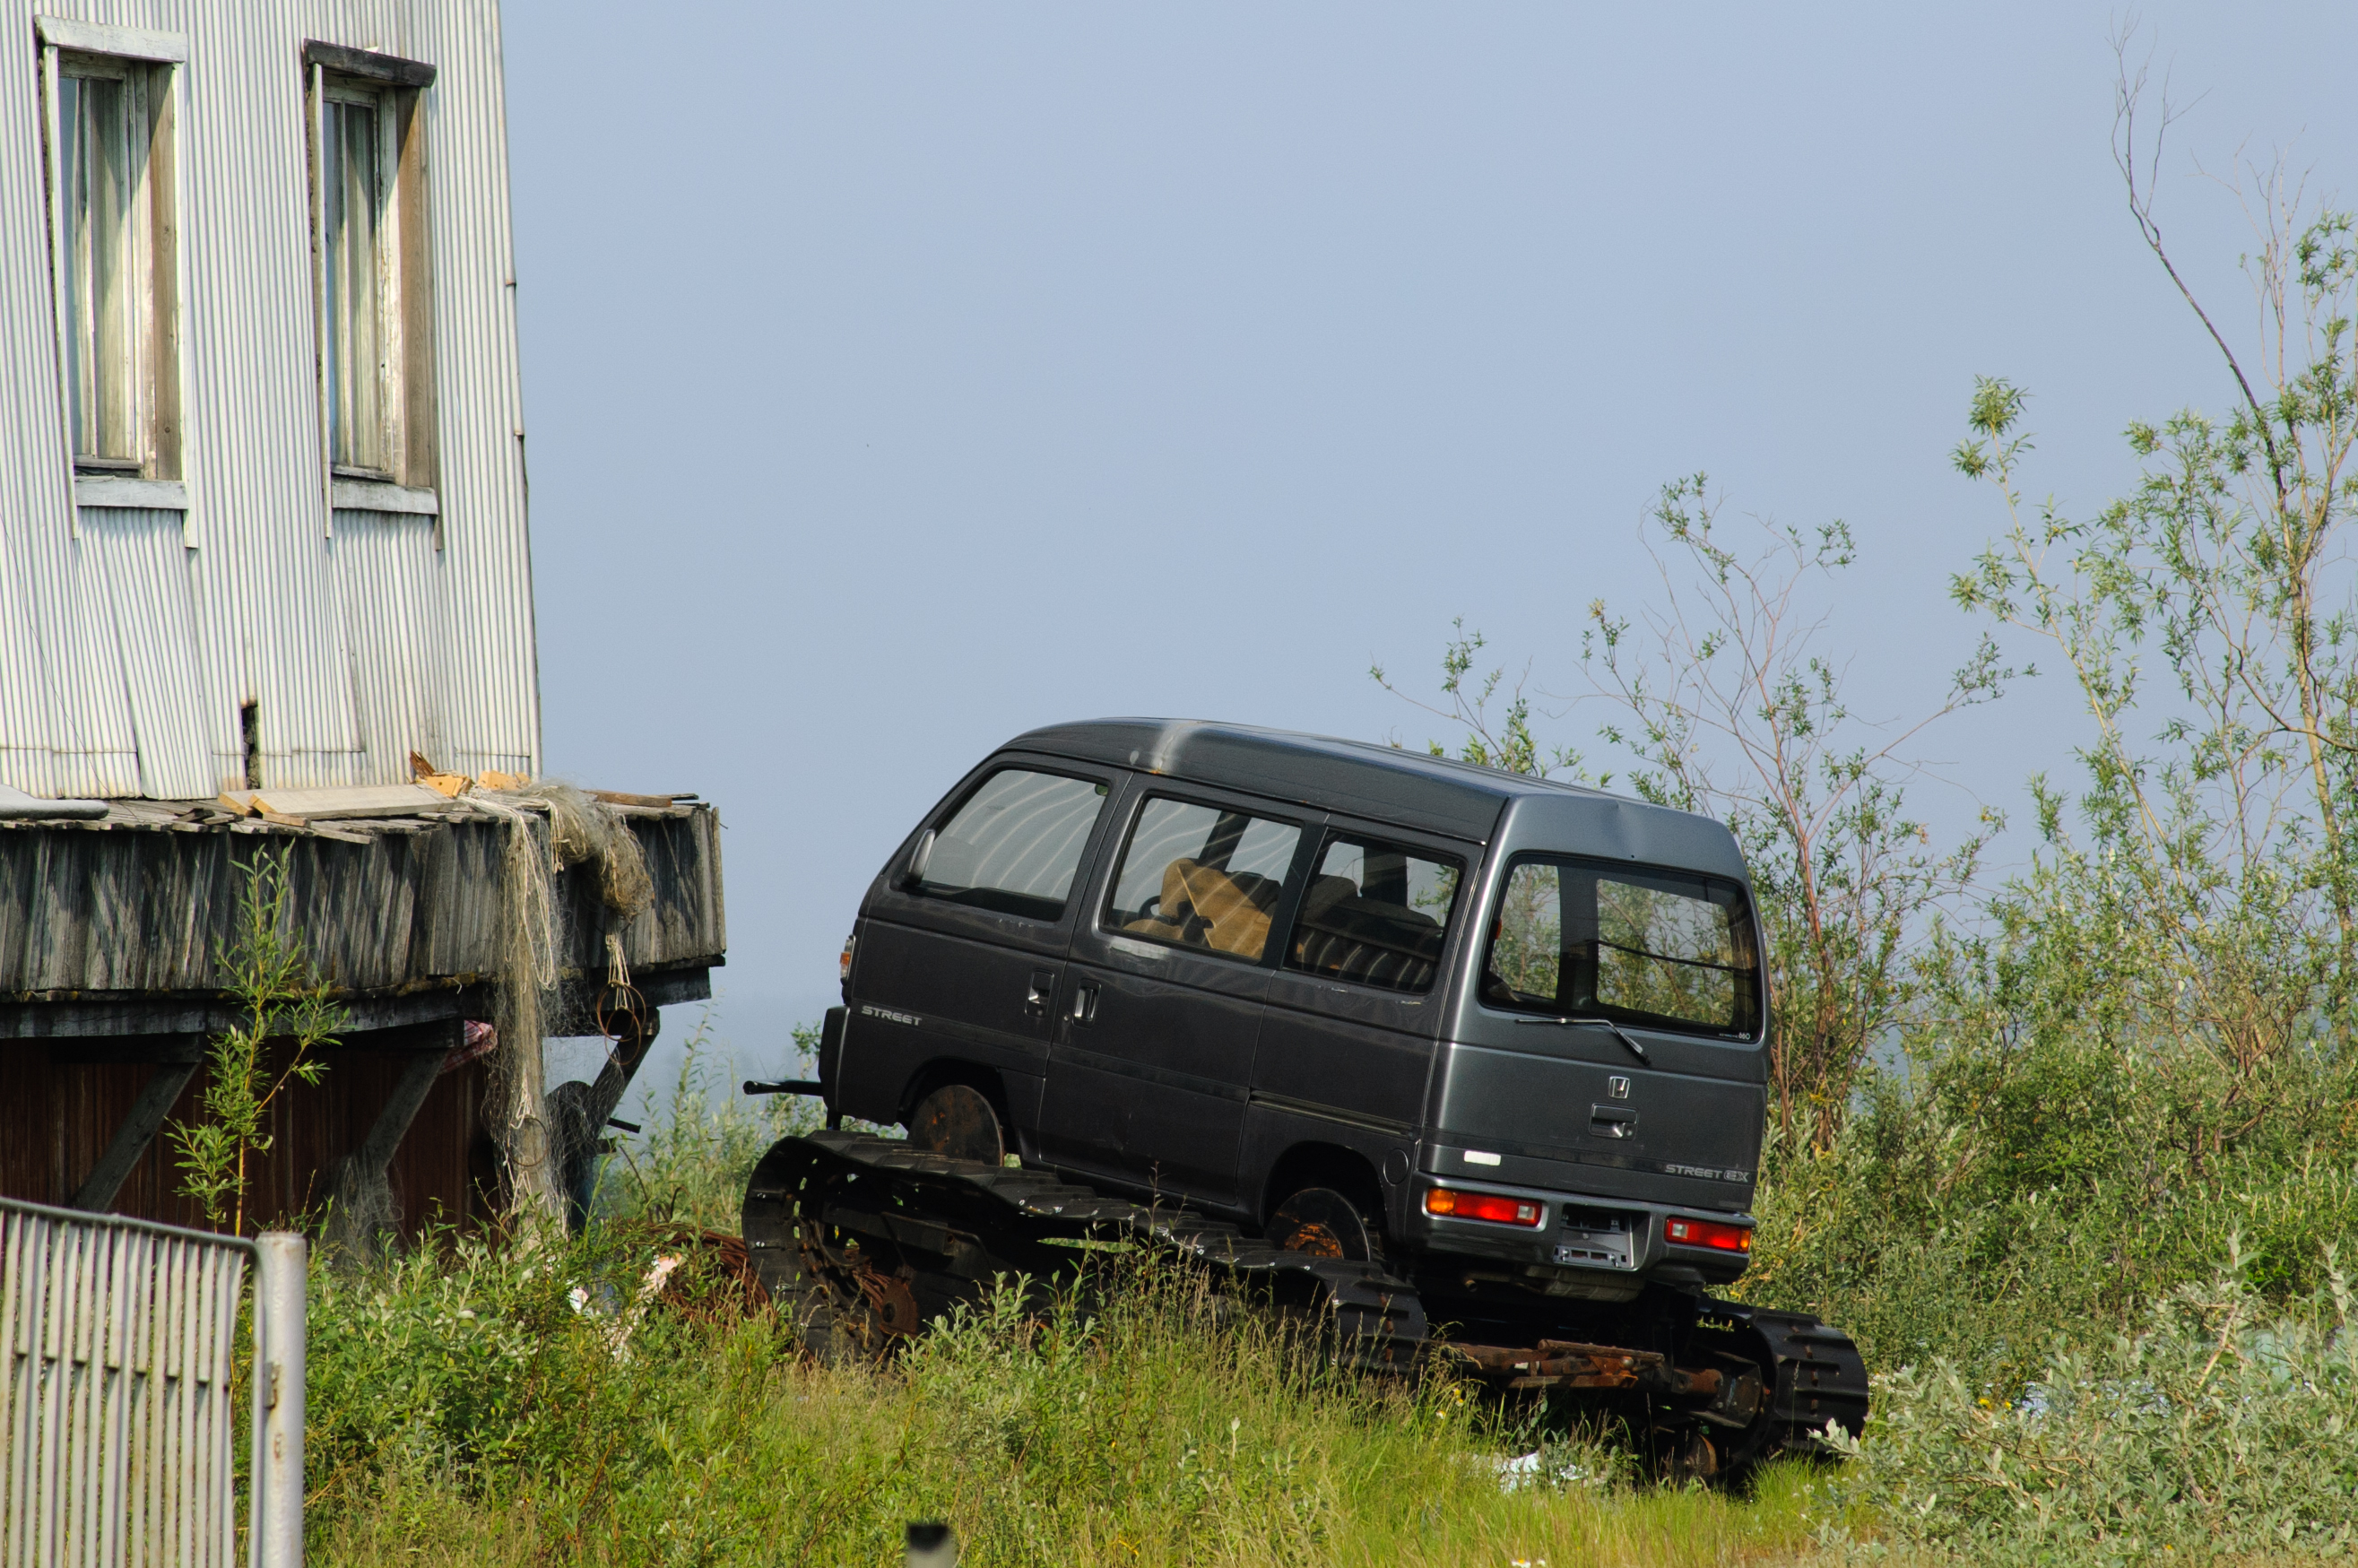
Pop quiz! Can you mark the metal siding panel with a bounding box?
[0,1200,257,1568]
[84,508,212,799]
[52,541,146,798]
[0,4,80,800]
[2,2,537,800]
[331,510,451,775]
[410,0,538,778]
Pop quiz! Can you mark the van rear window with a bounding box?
[919,769,1107,922]
[1482,858,1760,1037]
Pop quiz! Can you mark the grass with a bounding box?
[310,1240,1830,1568]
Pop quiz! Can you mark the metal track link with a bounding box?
[1697,1297,1870,1454]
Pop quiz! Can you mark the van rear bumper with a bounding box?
[1403,1143,1754,1287]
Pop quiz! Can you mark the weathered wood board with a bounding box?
[0,804,726,1017]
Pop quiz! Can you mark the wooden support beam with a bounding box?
[68,1052,202,1210]
[552,1005,663,1234]
[325,1022,461,1256]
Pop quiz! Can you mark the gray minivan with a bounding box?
[817,718,1776,1342]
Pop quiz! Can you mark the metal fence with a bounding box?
[0,1198,303,1568]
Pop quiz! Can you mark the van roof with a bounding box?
[1005,717,1617,842]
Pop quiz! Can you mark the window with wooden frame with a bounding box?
[38,18,185,504]
[304,42,437,513]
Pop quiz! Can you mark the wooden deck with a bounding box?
[0,798,724,1034]
[0,795,726,1229]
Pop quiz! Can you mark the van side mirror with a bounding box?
[900,828,937,890]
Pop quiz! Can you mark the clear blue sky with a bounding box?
[502,2,2358,1077]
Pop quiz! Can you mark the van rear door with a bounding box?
[1435,851,1769,1210]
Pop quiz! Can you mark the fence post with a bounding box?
[254,1233,308,1568]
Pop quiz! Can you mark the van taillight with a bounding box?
[1424,1188,1543,1227]
[1665,1217,1752,1252]
[840,934,855,983]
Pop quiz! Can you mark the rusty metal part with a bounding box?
[1267,1186,1380,1262]
[1440,1338,1761,1422]
[1446,1338,1667,1391]
[595,980,651,1044]
[616,1223,770,1320]
[851,1258,924,1336]
[909,1083,1005,1165]
[1281,1222,1343,1257]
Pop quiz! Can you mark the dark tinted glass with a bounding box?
[1481,858,1760,1036]
[1105,797,1302,961]
[1285,834,1462,992]
[919,769,1106,921]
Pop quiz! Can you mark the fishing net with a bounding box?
[472,782,657,1232]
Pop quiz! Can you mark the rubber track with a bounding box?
[744,1131,1867,1458]
[1698,1297,1870,1452]
[744,1131,1426,1360]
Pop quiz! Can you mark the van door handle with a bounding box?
[1027,970,1055,1018]
[1590,1105,1637,1140]
[1070,983,1099,1024]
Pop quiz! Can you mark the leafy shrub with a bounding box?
[593,1011,828,1230]
[1740,1027,2358,1389]
[307,1230,593,1491]
[1821,1253,2358,1564]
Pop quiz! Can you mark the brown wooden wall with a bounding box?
[0,1042,497,1236]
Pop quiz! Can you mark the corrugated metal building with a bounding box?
[0,3,728,1238]
[0,0,536,800]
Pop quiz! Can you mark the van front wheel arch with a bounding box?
[907,1080,1006,1165]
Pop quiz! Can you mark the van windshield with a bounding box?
[1481,858,1760,1037]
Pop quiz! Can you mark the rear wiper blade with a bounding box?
[1513,1014,1649,1062]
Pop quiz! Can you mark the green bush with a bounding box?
[592,1012,829,1232]
[1820,1254,2358,1564]
[306,1229,637,1493]
[1738,1020,2358,1389]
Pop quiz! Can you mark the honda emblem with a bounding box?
[1608,1075,1631,1099]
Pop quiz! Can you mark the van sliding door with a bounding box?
[1037,783,1314,1208]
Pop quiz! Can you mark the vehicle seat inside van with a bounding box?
[1123,857,1280,958]
[1290,873,1445,992]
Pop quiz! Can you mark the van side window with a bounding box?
[1481,858,1761,1036]
[1105,797,1301,961]
[918,769,1108,922]
[1284,834,1461,992]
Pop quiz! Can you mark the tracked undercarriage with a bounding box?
[743,1131,1867,1483]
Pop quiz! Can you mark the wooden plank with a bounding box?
[247,784,448,819]
[588,789,681,810]
[45,1036,205,1065]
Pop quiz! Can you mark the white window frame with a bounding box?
[37,16,188,518]
[303,41,438,529]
